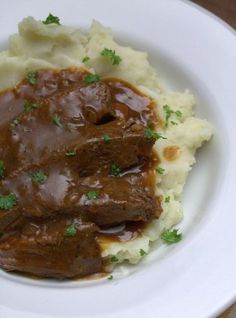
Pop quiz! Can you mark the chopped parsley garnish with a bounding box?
[23,127,32,133]
[19,143,27,153]
[0,194,17,210]
[139,249,147,257]
[110,163,121,177]
[42,13,61,25]
[144,127,167,141]
[11,118,20,126]
[171,121,178,125]
[66,150,77,157]
[87,191,99,200]
[82,56,90,63]
[64,223,77,237]
[32,171,47,184]
[107,275,113,280]
[0,160,5,178]
[27,71,37,85]
[161,228,182,244]
[52,114,63,127]
[84,74,100,84]
[163,105,182,127]
[103,134,111,144]
[155,166,165,175]
[110,255,119,263]
[101,48,122,65]
[165,196,170,203]
[24,100,39,112]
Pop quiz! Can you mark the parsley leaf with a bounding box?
[163,105,182,127]
[87,191,99,200]
[165,196,170,203]
[11,118,20,127]
[64,223,77,237]
[66,150,77,157]
[139,249,147,257]
[52,114,63,128]
[84,74,100,84]
[111,255,119,263]
[107,275,113,280]
[19,143,27,153]
[32,171,47,184]
[171,121,178,125]
[27,72,37,85]
[0,160,5,178]
[24,100,39,112]
[156,166,165,175]
[101,48,122,65]
[82,56,90,63]
[103,134,111,144]
[42,13,61,25]
[144,127,167,141]
[110,163,121,177]
[0,194,17,210]
[161,228,182,244]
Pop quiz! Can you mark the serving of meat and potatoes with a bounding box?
[0,14,213,279]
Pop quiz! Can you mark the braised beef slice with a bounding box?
[0,217,101,278]
[0,165,161,226]
[0,119,153,178]
[0,70,154,178]
[0,68,160,279]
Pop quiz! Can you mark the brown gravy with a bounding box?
[0,68,161,279]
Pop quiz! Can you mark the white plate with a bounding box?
[0,0,236,317]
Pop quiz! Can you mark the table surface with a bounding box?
[191,1,235,317]
[192,0,236,29]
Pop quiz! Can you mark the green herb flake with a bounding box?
[87,191,99,200]
[11,118,20,127]
[103,134,111,144]
[24,100,39,112]
[19,143,27,153]
[165,196,170,203]
[42,13,61,25]
[64,223,77,237]
[171,121,178,125]
[163,105,182,127]
[101,48,122,65]
[23,127,32,133]
[161,228,182,245]
[110,163,121,177]
[52,114,63,128]
[84,74,100,84]
[107,275,113,280]
[155,166,165,175]
[27,72,37,85]
[32,171,47,184]
[139,249,147,257]
[110,255,119,263]
[0,194,17,210]
[82,56,90,63]
[144,127,167,141]
[0,160,5,178]
[65,150,77,157]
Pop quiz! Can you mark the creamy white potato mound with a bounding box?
[0,17,213,264]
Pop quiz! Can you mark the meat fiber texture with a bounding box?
[0,17,214,265]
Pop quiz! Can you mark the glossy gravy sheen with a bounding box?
[0,68,161,279]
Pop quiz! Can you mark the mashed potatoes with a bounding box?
[0,17,213,265]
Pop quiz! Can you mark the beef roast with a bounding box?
[0,217,101,278]
[0,69,155,178]
[0,165,161,227]
[0,68,161,279]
